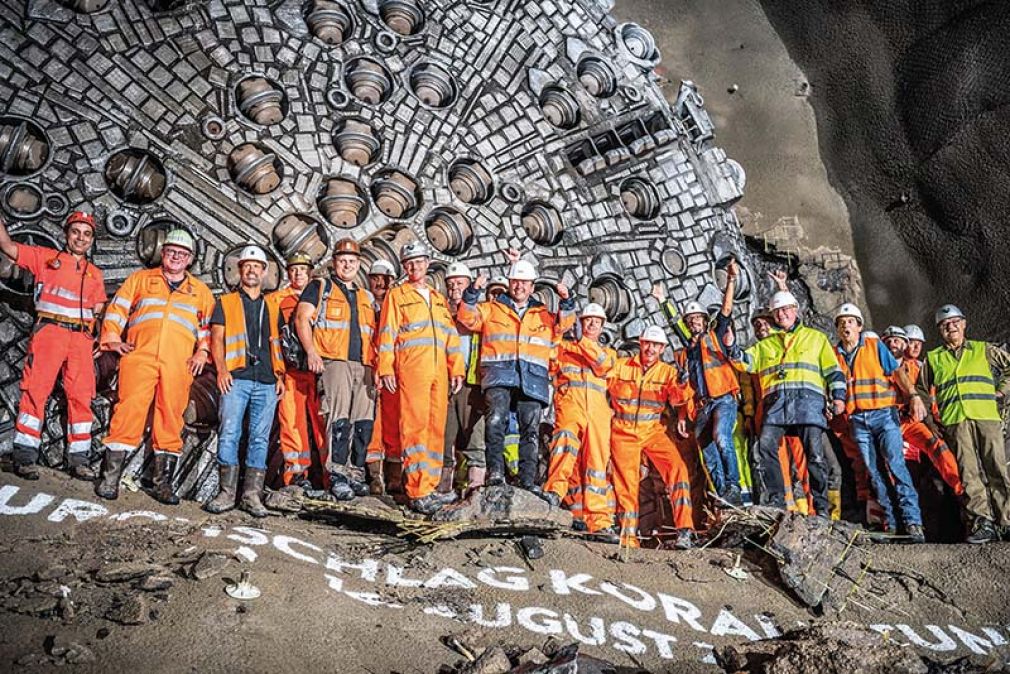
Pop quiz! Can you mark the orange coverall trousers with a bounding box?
[277,369,327,486]
[104,354,193,455]
[612,422,694,547]
[399,374,448,499]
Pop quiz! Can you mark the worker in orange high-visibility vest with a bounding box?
[267,252,327,489]
[363,258,397,495]
[609,325,695,549]
[834,304,924,542]
[205,245,285,518]
[543,302,618,543]
[0,211,106,481]
[655,258,743,506]
[296,238,378,501]
[376,242,464,514]
[457,252,576,491]
[96,229,214,504]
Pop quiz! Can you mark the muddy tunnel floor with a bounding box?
[0,473,1007,672]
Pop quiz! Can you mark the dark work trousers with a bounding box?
[484,386,542,486]
[757,424,830,515]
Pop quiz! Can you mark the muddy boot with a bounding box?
[967,517,997,545]
[11,443,39,481]
[537,489,561,508]
[905,524,926,545]
[151,453,180,506]
[12,461,40,481]
[366,461,385,496]
[466,466,486,494]
[68,454,97,481]
[95,450,126,500]
[240,468,268,518]
[589,526,621,545]
[437,466,455,494]
[673,528,695,550]
[329,474,355,501]
[205,464,239,514]
[410,492,446,515]
[383,460,404,495]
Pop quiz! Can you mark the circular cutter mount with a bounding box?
[0,0,749,497]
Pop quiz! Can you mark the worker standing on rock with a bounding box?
[730,290,846,516]
[376,242,463,514]
[443,262,487,495]
[268,252,326,489]
[295,238,377,501]
[96,229,214,503]
[912,305,1010,544]
[0,212,106,481]
[833,306,924,542]
[609,326,695,549]
[457,252,575,492]
[542,303,619,543]
[205,245,284,518]
[653,258,743,506]
[363,258,396,495]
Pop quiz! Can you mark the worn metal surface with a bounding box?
[0,0,750,498]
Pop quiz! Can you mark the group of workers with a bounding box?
[2,211,1009,548]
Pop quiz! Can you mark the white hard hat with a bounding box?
[445,262,472,280]
[163,228,195,253]
[508,260,537,281]
[881,325,908,342]
[903,324,925,342]
[580,302,607,321]
[769,291,798,311]
[487,275,508,290]
[834,303,863,325]
[238,245,268,266]
[399,241,428,263]
[863,330,879,340]
[934,304,964,325]
[368,259,395,276]
[682,301,706,318]
[639,325,669,345]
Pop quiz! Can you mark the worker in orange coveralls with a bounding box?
[0,211,105,481]
[542,302,619,543]
[609,325,695,550]
[95,229,214,504]
[376,242,464,515]
[267,252,326,488]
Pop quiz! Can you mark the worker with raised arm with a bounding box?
[0,212,105,480]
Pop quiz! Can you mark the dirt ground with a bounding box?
[0,472,1008,673]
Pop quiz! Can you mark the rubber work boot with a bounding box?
[437,466,455,494]
[410,492,447,515]
[383,460,403,495]
[329,474,355,501]
[827,488,842,521]
[349,478,369,497]
[571,519,588,533]
[68,454,97,481]
[673,528,695,550]
[432,490,458,508]
[905,524,926,544]
[366,461,385,496]
[723,484,743,508]
[537,489,561,509]
[967,517,997,545]
[486,469,505,486]
[12,461,40,481]
[151,453,180,505]
[240,468,269,518]
[466,466,486,493]
[589,526,621,545]
[205,464,239,514]
[95,450,126,500]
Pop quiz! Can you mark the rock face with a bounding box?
[758,0,1010,340]
[0,0,753,501]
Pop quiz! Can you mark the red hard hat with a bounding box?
[65,211,96,232]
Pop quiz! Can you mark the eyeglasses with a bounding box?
[162,248,192,260]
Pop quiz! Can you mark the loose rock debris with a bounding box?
[440,639,630,674]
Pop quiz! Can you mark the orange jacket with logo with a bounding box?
[377,283,464,380]
[16,243,106,329]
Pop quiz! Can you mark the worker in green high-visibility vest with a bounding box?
[912,305,1010,545]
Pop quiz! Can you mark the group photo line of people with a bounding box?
[2,209,1009,549]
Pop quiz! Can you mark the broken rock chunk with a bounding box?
[190,552,231,580]
[95,562,160,583]
[105,594,148,625]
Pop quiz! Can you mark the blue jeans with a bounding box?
[695,394,740,495]
[850,407,922,528]
[217,379,278,470]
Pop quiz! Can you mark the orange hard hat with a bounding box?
[333,237,361,257]
[65,211,96,232]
